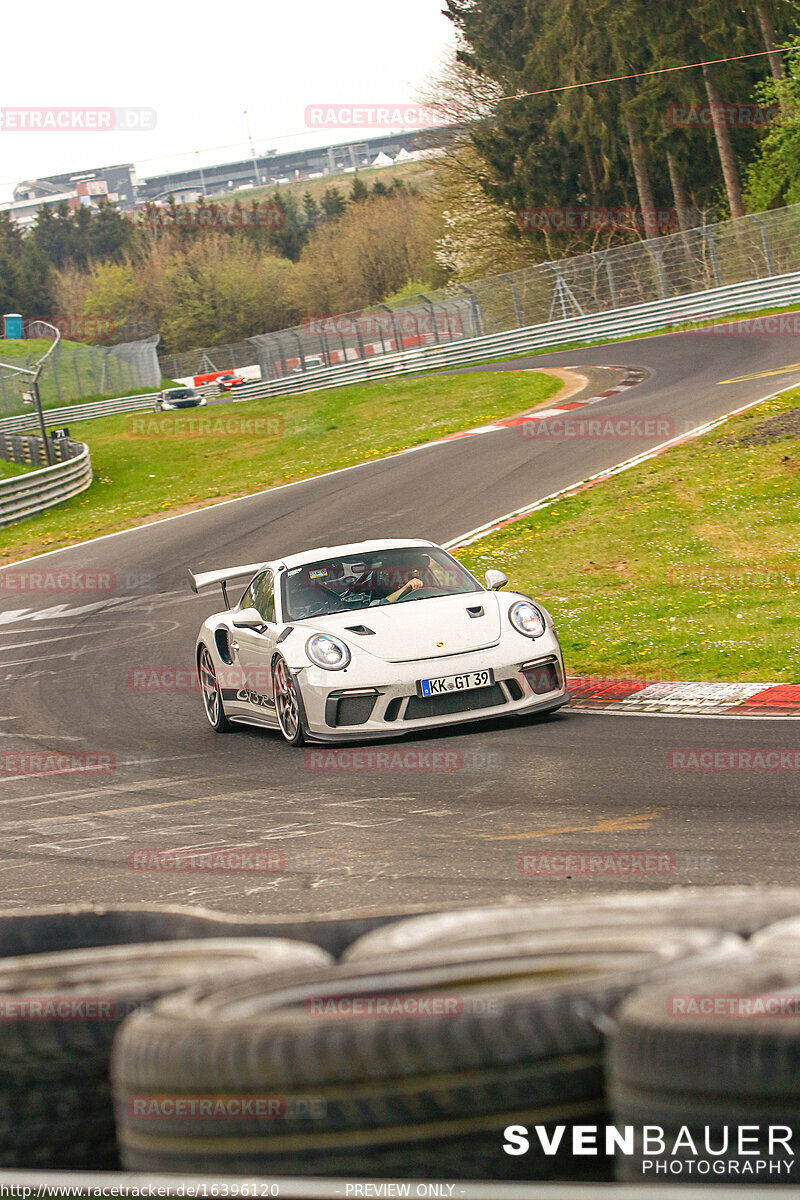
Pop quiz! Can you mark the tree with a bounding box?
[744,48,800,208]
[303,191,320,230]
[320,187,346,219]
[350,177,370,203]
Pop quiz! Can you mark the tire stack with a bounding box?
[110,925,744,1179]
[0,935,331,1168]
[607,916,800,1182]
[3,890,800,1180]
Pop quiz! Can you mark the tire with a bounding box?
[272,654,305,746]
[750,916,800,954]
[198,644,230,732]
[0,937,330,1169]
[111,926,742,1179]
[0,905,244,959]
[608,957,800,1181]
[343,888,800,962]
[0,904,439,963]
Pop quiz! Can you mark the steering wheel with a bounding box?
[394,585,443,603]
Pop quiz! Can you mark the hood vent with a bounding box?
[467,606,484,618]
[346,625,376,636]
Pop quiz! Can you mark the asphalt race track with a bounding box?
[1,325,799,914]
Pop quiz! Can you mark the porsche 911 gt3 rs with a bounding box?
[189,539,568,745]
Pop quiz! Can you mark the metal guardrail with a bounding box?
[0,441,93,527]
[1,270,799,435]
[233,269,800,400]
[0,391,160,435]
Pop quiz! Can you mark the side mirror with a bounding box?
[232,607,266,631]
[485,569,508,592]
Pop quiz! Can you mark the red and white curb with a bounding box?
[568,677,800,718]
[430,366,647,445]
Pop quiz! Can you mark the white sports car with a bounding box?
[189,539,568,746]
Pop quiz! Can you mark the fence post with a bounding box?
[650,246,669,300]
[500,274,524,328]
[702,229,722,288]
[601,253,620,309]
[51,360,62,405]
[748,215,775,277]
[457,284,484,337]
[419,295,440,345]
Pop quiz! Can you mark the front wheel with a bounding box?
[198,645,230,732]
[272,656,305,746]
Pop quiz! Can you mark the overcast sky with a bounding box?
[0,0,457,202]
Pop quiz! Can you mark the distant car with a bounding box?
[216,373,248,393]
[291,355,326,375]
[156,387,206,411]
[189,538,568,746]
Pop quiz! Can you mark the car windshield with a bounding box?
[281,546,483,621]
[166,388,195,398]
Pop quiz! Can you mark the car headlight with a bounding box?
[509,601,547,638]
[306,633,351,670]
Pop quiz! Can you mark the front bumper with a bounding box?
[296,643,568,743]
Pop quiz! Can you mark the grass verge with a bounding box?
[0,459,35,480]
[0,370,561,564]
[456,387,800,683]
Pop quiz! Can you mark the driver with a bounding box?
[385,552,436,603]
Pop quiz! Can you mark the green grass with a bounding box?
[0,370,561,563]
[0,338,65,360]
[0,458,35,479]
[456,387,800,683]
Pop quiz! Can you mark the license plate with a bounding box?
[418,669,494,697]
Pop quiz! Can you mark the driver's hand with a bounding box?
[405,577,424,592]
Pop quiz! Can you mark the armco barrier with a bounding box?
[2,270,800,435]
[0,391,159,436]
[233,269,800,400]
[0,442,93,527]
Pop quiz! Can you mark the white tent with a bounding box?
[371,151,394,168]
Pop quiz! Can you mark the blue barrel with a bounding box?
[3,314,23,339]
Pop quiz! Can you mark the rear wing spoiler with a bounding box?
[188,562,265,608]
